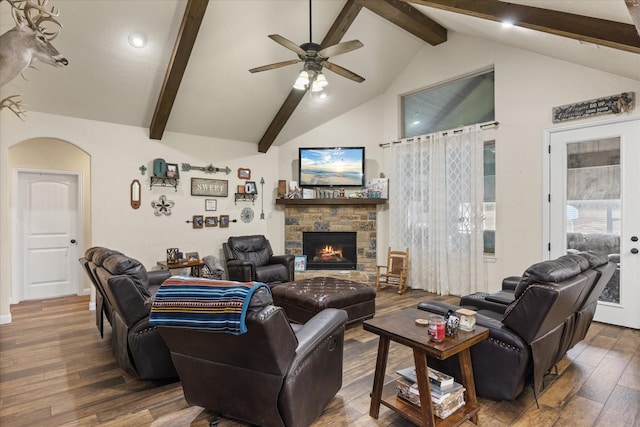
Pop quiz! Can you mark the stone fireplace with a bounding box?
[278,199,385,282]
[303,231,357,270]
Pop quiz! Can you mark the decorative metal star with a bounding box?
[151,195,174,216]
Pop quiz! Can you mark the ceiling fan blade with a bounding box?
[318,40,363,59]
[323,61,365,83]
[268,34,306,56]
[249,59,301,73]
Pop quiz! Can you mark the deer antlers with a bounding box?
[9,0,63,39]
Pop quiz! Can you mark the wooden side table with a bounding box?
[156,260,205,277]
[364,307,489,426]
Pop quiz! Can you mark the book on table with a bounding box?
[395,377,464,404]
[395,378,466,419]
[397,366,455,390]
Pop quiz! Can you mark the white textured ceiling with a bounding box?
[1,0,638,148]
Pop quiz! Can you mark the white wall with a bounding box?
[0,112,282,321]
[281,32,640,291]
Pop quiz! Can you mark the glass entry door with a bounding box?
[547,117,640,329]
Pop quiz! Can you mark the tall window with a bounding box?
[483,141,496,254]
[402,70,495,138]
[401,69,496,254]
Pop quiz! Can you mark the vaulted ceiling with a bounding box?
[1,0,639,152]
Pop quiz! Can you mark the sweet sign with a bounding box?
[552,92,634,123]
[190,178,228,197]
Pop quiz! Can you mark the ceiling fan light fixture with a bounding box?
[315,72,328,88]
[293,70,310,90]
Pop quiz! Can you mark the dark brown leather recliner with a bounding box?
[223,235,294,286]
[417,253,614,401]
[158,287,348,427]
[91,251,177,380]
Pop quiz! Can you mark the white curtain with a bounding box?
[389,125,485,296]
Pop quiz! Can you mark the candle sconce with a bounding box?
[130,179,141,209]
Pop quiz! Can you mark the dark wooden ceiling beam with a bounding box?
[149,0,209,140]
[405,0,640,54]
[355,0,446,45]
[627,0,640,37]
[257,0,363,153]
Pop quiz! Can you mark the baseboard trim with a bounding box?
[0,313,12,325]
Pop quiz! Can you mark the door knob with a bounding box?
[70,239,76,244]
[632,248,639,254]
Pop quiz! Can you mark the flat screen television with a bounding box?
[299,147,365,187]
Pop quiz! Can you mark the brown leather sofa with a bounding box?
[158,287,348,427]
[418,252,615,401]
[223,235,294,286]
[79,247,177,380]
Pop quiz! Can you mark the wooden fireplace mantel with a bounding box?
[275,198,386,206]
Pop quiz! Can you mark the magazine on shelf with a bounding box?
[397,366,455,390]
[395,379,466,419]
[396,377,464,405]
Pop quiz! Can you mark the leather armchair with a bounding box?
[91,251,177,380]
[158,287,348,427]
[223,235,294,286]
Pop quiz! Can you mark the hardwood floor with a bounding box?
[1,291,638,427]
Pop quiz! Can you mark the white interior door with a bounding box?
[16,171,81,301]
[547,117,640,329]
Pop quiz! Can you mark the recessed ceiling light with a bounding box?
[128,32,147,48]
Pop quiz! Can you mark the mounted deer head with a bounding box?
[0,0,68,119]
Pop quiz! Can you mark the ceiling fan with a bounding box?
[249,0,365,91]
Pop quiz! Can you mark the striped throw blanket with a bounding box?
[149,276,270,335]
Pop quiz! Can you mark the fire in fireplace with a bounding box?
[303,231,357,270]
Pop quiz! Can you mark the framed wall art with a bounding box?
[238,168,251,180]
[219,215,230,228]
[166,163,180,179]
[205,199,217,211]
[192,215,204,229]
[205,216,218,227]
[191,178,228,197]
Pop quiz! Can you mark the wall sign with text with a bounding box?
[191,178,228,197]
[552,92,634,123]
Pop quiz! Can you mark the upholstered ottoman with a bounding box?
[272,277,376,325]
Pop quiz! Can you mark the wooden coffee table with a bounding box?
[364,307,489,426]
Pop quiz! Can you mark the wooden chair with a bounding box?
[376,247,409,294]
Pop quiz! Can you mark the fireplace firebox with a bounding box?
[303,232,357,270]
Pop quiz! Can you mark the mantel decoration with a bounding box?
[181,163,231,174]
[151,195,174,216]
